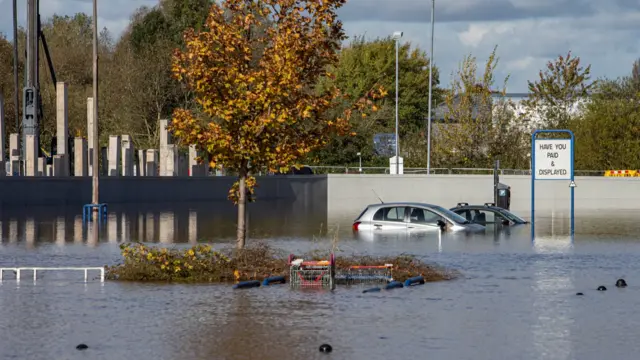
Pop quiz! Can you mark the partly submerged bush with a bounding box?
[106,242,458,283]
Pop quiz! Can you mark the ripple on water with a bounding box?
[4,211,640,359]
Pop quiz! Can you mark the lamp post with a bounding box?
[357,152,362,173]
[92,0,99,218]
[392,31,403,175]
[426,0,435,175]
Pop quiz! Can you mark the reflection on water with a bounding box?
[0,202,329,247]
[3,206,640,359]
[532,236,574,360]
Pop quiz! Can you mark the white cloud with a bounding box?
[458,24,491,48]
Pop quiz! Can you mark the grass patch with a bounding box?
[105,242,459,284]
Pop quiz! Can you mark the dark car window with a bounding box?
[454,209,473,221]
[373,207,406,222]
[471,209,507,224]
[409,207,444,224]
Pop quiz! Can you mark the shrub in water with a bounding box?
[106,242,457,283]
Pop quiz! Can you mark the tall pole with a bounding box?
[92,0,99,211]
[395,38,399,175]
[426,0,435,175]
[12,0,19,136]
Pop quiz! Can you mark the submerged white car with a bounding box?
[352,202,486,233]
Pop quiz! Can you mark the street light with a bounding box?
[357,152,362,173]
[426,0,435,175]
[392,31,403,175]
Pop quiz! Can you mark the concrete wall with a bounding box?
[0,175,327,215]
[326,174,640,220]
[2,174,640,222]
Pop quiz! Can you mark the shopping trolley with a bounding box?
[335,264,393,286]
[288,253,335,290]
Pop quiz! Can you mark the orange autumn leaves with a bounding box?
[168,0,384,202]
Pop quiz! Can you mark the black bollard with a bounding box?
[319,344,332,353]
[616,279,628,288]
[76,344,88,350]
[597,286,607,291]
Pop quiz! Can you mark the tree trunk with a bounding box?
[236,172,247,249]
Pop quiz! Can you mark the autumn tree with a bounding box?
[523,51,595,130]
[168,0,383,248]
[433,46,528,168]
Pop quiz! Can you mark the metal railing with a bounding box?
[307,166,607,176]
[0,267,105,282]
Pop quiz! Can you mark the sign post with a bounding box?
[531,130,575,238]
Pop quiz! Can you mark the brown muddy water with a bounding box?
[1,203,640,360]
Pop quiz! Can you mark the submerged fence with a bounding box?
[0,267,105,282]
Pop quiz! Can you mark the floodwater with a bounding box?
[1,204,640,360]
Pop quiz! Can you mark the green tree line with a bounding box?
[0,0,638,171]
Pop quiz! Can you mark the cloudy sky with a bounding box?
[0,0,638,92]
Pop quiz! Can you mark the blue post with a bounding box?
[570,132,575,238]
[82,203,108,223]
[531,132,536,241]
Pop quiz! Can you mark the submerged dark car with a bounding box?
[450,203,528,227]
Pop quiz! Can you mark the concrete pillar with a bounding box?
[108,136,121,176]
[145,149,158,176]
[53,154,67,176]
[145,212,155,242]
[159,212,175,244]
[138,213,145,242]
[9,133,19,176]
[137,149,145,176]
[9,219,17,244]
[74,215,84,244]
[159,119,177,176]
[55,216,65,246]
[46,164,52,176]
[25,134,37,176]
[121,135,133,176]
[121,212,130,241]
[87,97,95,176]
[37,157,45,176]
[108,212,118,243]
[188,210,197,244]
[56,82,68,155]
[188,145,209,176]
[100,146,108,176]
[161,144,178,176]
[25,218,36,249]
[55,82,69,175]
[74,137,88,176]
[159,119,171,147]
[0,94,5,176]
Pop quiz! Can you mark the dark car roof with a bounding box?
[451,203,504,211]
